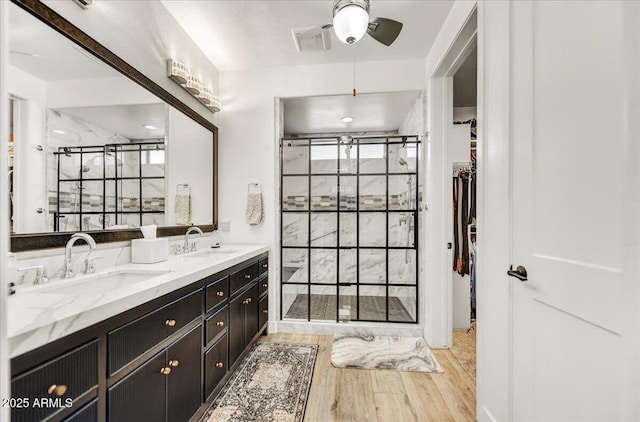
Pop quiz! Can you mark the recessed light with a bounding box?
[143,124,158,130]
[341,116,353,123]
[52,129,66,135]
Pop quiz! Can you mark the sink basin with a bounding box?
[27,268,171,296]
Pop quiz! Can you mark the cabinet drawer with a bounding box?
[258,277,268,297]
[108,289,202,375]
[230,262,260,295]
[11,340,98,422]
[63,398,98,422]
[259,257,268,275]
[259,294,268,331]
[205,306,228,345]
[204,335,228,400]
[205,276,229,313]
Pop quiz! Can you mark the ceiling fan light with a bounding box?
[333,4,369,44]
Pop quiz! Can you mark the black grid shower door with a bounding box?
[54,142,165,231]
[280,135,420,323]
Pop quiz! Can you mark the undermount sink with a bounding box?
[25,268,171,296]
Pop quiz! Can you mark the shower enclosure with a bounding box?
[280,135,419,323]
[52,141,165,231]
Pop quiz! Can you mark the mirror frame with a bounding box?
[9,0,218,252]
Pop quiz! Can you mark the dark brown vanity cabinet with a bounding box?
[108,324,202,422]
[229,283,259,366]
[11,340,98,422]
[11,252,268,422]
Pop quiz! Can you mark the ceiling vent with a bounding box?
[291,27,331,52]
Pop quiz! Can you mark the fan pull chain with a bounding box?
[352,47,357,96]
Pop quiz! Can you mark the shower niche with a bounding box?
[280,135,419,323]
[52,142,165,232]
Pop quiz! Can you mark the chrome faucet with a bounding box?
[64,233,97,279]
[183,226,204,253]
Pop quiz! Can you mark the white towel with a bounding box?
[175,194,192,225]
[246,193,263,225]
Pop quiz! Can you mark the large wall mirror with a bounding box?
[8,0,218,251]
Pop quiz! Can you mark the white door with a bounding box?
[509,1,639,421]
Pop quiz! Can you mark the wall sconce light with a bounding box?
[167,59,221,113]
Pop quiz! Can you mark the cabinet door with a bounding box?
[108,351,166,422]
[167,325,202,422]
[228,294,245,367]
[258,294,269,332]
[63,398,97,422]
[244,284,259,346]
[204,335,228,400]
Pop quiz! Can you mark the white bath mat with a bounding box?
[331,335,443,373]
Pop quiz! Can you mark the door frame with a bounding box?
[423,2,513,421]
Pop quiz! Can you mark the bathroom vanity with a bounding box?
[7,245,268,422]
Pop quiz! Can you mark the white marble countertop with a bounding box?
[7,244,269,358]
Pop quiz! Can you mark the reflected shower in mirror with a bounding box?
[7,1,213,235]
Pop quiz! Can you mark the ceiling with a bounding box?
[283,90,421,136]
[162,1,452,134]
[161,0,455,72]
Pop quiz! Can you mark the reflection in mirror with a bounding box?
[8,1,213,235]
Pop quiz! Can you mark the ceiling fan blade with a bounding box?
[297,23,333,38]
[367,17,403,46]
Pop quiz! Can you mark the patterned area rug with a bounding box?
[331,335,443,373]
[284,294,414,322]
[201,342,318,422]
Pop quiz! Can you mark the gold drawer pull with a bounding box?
[215,362,224,369]
[169,360,180,367]
[47,384,67,396]
[262,309,268,314]
[246,297,252,304]
[242,299,248,305]
[216,321,225,327]
[244,274,251,279]
[262,283,268,288]
[160,367,172,375]
[262,264,268,269]
[165,319,177,327]
[216,291,225,297]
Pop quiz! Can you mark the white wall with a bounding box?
[166,106,213,226]
[47,76,158,108]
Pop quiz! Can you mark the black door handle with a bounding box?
[507,265,528,281]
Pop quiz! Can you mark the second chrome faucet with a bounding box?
[64,232,97,279]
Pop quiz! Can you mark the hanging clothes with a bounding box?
[452,169,474,276]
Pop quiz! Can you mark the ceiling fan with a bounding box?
[301,0,403,46]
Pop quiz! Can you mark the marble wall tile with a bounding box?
[359,213,386,246]
[282,213,308,246]
[339,213,356,246]
[388,250,417,285]
[359,249,386,284]
[310,213,337,246]
[310,250,337,284]
[282,176,308,210]
[282,140,309,174]
[338,250,357,284]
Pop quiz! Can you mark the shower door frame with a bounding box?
[280,134,420,324]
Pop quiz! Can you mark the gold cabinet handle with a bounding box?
[160,367,172,375]
[215,362,224,368]
[262,283,268,288]
[262,264,268,269]
[262,310,268,314]
[169,359,180,367]
[246,297,252,304]
[165,319,176,327]
[242,299,248,305]
[216,321,225,327]
[216,291,225,297]
[244,274,251,279]
[47,384,67,396]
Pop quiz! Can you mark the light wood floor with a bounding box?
[259,333,476,422]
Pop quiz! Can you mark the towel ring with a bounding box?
[248,182,262,195]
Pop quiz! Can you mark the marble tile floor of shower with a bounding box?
[284,294,414,322]
[259,333,476,422]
